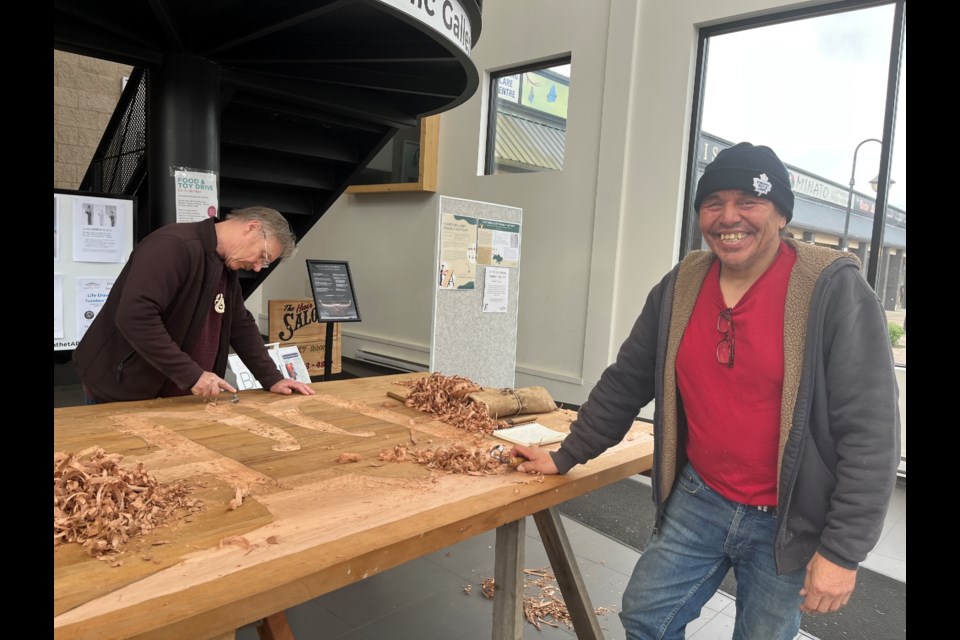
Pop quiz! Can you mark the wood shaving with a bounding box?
[475,569,613,630]
[463,584,473,595]
[396,373,507,435]
[480,577,496,599]
[378,443,503,474]
[227,485,249,511]
[336,453,363,464]
[54,447,203,557]
[266,535,280,545]
[219,535,254,550]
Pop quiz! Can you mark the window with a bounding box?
[684,1,906,367]
[484,56,571,175]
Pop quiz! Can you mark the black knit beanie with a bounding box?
[694,142,794,223]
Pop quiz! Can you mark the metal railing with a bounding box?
[79,67,147,196]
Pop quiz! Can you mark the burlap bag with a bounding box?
[467,386,557,419]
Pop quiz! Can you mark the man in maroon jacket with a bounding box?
[74,206,315,403]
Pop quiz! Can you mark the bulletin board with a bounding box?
[431,196,522,388]
[54,190,136,351]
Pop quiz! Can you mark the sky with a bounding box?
[701,4,906,210]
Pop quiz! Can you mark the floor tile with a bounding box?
[687,609,736,640]
[859,552,906,583]
[314,556,466,628]
[873,521,906,561]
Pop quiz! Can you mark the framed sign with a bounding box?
[306,260,361,322]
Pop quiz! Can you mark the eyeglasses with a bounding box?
[716,308,735,368]
[260,230,272,269]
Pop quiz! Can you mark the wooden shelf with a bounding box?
[346,115,439,194]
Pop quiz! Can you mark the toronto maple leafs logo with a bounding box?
[753,173,773,197]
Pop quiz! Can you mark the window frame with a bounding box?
[484,55,572,176]
[681,0,905,292]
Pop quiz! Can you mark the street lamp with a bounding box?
[840,138,882,252]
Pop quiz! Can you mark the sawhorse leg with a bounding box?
[492,507,603,640]
[257,611,295,640]
[492,518,525,639]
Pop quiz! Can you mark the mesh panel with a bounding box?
[88,70,147,195]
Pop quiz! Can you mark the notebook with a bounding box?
[492,422,567,446]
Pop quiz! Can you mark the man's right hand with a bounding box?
[191,371,237,399]
[512,445,559,475]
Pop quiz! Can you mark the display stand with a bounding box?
[305,260,361,381]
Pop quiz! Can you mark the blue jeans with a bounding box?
[620,463,805,640]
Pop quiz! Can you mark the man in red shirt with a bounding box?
[512,143,900,639]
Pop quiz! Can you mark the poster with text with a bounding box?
[438,213,477,289]
[54,196,60,262]
[54,274,64,339]
[306,262,361,321]
[477,218,521,268]
[174,169,219,223]
[72,200,126,263]
[482,266,509,313]
[76,278,115,335]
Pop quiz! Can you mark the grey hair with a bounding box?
[226,206,297,261]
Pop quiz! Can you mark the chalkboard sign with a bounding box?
[306,260,361,322]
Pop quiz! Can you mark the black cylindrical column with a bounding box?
[146,54,221,236]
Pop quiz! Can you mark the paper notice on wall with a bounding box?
[76,277,115,336]
[477,218,520,268]
[73,200,126,263]
[482,267,509,313]
[174,169,219,223]
[54,274,64,339]
[54,196,60,262]
[438,213,477,290]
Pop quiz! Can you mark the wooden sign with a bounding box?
[268,299,342,375]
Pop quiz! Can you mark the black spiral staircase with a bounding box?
[55,0,481,298]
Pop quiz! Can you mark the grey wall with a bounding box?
[255,0,836,407]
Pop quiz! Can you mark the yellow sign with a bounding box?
[520,71,569,118]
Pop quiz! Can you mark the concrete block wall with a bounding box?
[54,51,132,190]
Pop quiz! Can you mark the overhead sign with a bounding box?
[374,0,473,56]
[788,170,850,208]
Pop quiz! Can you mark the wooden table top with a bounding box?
[54,373,654,640]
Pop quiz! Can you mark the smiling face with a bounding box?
[699,189,786,280]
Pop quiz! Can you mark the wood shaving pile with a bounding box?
[475,569,614,630]
[54,447,203,556]
[480,576,496,599]
[378,443,503,474]
[397,373,506,435]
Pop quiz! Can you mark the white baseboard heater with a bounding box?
[353,348,429,373]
